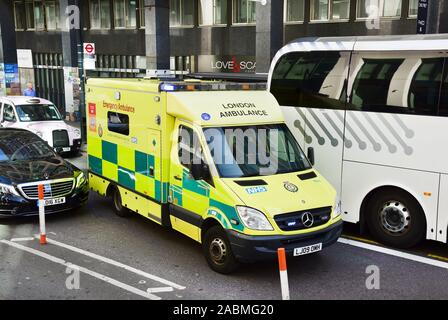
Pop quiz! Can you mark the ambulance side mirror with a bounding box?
[307,147,315,166]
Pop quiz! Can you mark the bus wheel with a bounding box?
[112,187,131,218]
[203,226,239,274]
[366,189,426,248]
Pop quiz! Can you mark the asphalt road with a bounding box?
[0,152,447,300]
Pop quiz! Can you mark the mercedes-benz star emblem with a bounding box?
[301,212,314,228]
[44,172,50,180]
[283,181,298,193]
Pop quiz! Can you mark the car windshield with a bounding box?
[203,124,311,178]
[15,104,62,122]
[0,133,55,161]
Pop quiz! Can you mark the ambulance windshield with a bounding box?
[203,124,311,178]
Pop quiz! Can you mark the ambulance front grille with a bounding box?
[274,207,332,231]
[18,178,75,200]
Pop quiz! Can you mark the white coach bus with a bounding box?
[268,35,448,248]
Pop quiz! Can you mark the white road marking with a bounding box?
[0,240,161,300]
[147,287,174,294]
[34,235,185,290]
[338,237,448,270]
[10,237,35,242]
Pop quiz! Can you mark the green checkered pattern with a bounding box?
[88,136,167,202]
[170,168,244,232]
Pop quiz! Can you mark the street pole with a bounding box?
[77,43,86,143]
[76,17,86,144]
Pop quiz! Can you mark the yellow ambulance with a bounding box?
[86,78,342,273]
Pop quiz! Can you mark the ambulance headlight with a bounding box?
[0,183,19,196]
[74,129,81,138]
[333,198,342,218]
[76,171,86,188]
[236,206,274,231]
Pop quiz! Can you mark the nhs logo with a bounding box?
[245,186,267,195]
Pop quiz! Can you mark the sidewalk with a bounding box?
[66,151,88,171]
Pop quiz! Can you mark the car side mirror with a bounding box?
[307,147,315,166]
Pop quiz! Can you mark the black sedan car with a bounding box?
[0,128,89,217]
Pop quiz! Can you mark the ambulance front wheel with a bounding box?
[203,226,239,274]
[111,186,131,217]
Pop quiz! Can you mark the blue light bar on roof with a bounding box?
[159,81,267,92]
[160,84,176,91]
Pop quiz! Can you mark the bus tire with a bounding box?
[366,189,426,248]
[202,226,239,274]
[112,187,131,218]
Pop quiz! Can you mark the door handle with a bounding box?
[174,175,182,181]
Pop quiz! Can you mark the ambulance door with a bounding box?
[169,122,211,229]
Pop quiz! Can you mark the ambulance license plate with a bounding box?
[44,197,66,206]
[293,243,322,256]
[62,147,71,152]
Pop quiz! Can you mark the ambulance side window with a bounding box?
[107,111,129,135]
[178,125,206,168]
[178,125,196,171]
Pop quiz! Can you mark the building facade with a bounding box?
[0,0,446,118]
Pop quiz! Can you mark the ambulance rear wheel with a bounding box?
[203,226,239,274]
[112,187,131,217]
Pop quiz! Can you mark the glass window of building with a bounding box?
[114,0,137,28]
[198,0,213,25]
[214,0,227,24]
[25,1,35,29]
[23,0,46,30]
[409,0,418,17]
[199,0,227,25]
[90,0,111,29]
[232,0,256,24]
[170,0,194,26]
[311,0,329,20]
[382,0,401,16]
[14,1,26,30]
[285,0,305,22]
[33,0,45,30]
[357,0,402,18]
[45,1,60,30]
[311,0,350,21]
[139,0,145,27]
[332,0,350,19]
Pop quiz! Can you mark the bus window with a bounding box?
[270,51,349,110]
[438,60,448,116]
[408,58,444,115]
[350,59,404,112]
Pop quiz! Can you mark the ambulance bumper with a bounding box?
[226,219,343,263]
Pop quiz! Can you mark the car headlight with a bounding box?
[333,198,342,218]
[74,129,81,138]
[76,172,86,188]
[0,183,19,196]
[236,206,274,231]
